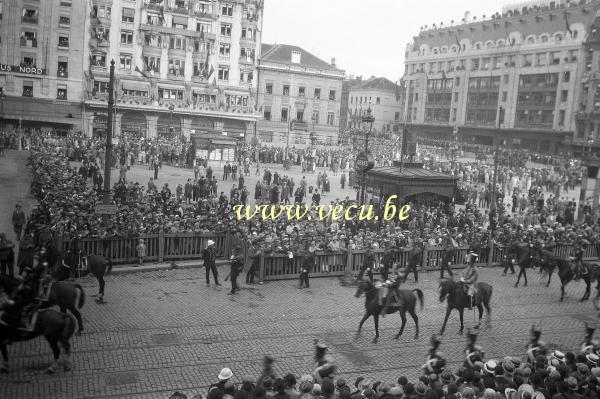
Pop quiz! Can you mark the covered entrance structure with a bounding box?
[157,114,181,138]
[191,133,239,163]
[121,111,147,139]
[366,162,458,204]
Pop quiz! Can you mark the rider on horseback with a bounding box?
[526,325,547,363]
[0,265,42,332]
[464,328,484,368]
[572,237,586,281]
[460,251,479,310]
[380,264,404,317]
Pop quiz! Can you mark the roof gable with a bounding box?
[260,43,342,72]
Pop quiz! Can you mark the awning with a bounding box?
[94,76,110,83]
[172,15,188,25]
[159,84,185,90]
[122,8,135,18]
[122,81,149,91]
[211,139,237,145]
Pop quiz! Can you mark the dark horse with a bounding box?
[354,280,423,343]
[538,252,600,302]
[55,252,112,303]
[0,277,78,373]
[438,278,493,335]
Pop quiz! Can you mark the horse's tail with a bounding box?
[60,313,77,342]
[413,289,424,311]
[105,257,113,276]
[73,284,86,309]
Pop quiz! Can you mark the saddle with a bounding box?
[377,286,401,306]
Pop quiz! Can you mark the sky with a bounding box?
[262,0,511,82]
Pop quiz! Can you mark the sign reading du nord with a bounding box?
[0,64,46,76]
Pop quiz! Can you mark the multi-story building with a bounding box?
[0,0,86,131]
[402,0,599,153]
[256,44,344,146]
[347,76,403,133]
[83,0,263,144]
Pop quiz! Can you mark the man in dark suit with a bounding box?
[358,247,375,282]
[12,204,26,241]
[403,242,423,283]
[227,246,244,295]
[202,240,220,286]
[299,247,315,289]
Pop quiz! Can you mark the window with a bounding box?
[94,5,111,19]
[122,8,134,23]
[119,54,132,70]
[147,13,161,25]
[298,86,305,96]
[296,110,304,121]
[22,81,33,97]
[455,77,460,87]
[168,59,185,76]
[219,43,231,57]
[394,112,400,121]
[218,66,229,81]
[220,23,231,36]
[453,92,458,102]
[314,88,321,99]
[327,112,335,126]
[471,58,479,70]
[329,90,336,101]
[559,110,565,126]
[57,85,67,100]
[169,36,186,50]
[57,59,68,78]
[22,8,38,24]
[197,22,211,33]
[536,53,547,66]
[58,36,69,48]
[221,3,233,16]
[239,71,253,83]
[240,47,255,60]
[158,88,184,100]
[93,80,109,94]
[283,85,289,96]
[523,54,532,67]
[120,30,133,45]
[502,91,507,102]
[563,71,570,82]
[242,28,253,40]
[266,83,273,94]
[569,50,578,62]
[21,55,36,67]
[263,106,271,120]
[144,56,160,73]
[59,16,70,26]
[561,90,568,102]
[91,54,106,67]
[376,97,381,104]
[312,110,319,124]
[281,108,288,122]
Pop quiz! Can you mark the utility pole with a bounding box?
[360,107,375,204]
[103,60,115,204]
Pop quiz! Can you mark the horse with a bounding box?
[514,247,539,288]
[54,251,112,303]
[438,278,493,335]
[0,275,86,335]
[0,309,77,374]
[538,253,600,302]
[354,279,423,343]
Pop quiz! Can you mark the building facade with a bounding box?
[0,0,87,131]
[82,0,263,151]
[402,0,599,153]
[256,44,344,146]
[348,76,403,134]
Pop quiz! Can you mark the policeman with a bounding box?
[358,246,376,282]
[460,252,479,309]
[380,265,403,317]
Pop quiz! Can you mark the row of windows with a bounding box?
[20,81,68,100]
[425,108,450,123]
[516,91,557,106]
[265,84,336,101]
[467,76,501,90]
[20,31,69,49]
[427,78,453,91]
[263,107,336,125]
[415,31,576,57]
[515,109,555,127]
[467,93,499,106]
[426,92,452,104]
[465,109,497,125]
[350,96,381,105]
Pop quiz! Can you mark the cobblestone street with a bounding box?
[1,267,597,399]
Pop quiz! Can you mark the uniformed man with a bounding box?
[227,245,244,295]
[358,246,376,282]
[380,264,403,317]
[460,252,479,309]
[440,235,456,279]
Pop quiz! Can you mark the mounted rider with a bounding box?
[464,328,484,368]
[572,237,587,281]
[380,264,404,317]
[526,325,547,363]
[460,251,479,309]
[581,323,600,355]
[423,334,446,374]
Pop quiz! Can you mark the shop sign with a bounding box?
[355,152,375,172]
[0,64,46,75]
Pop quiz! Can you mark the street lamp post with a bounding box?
[168,104,175,138]
[103,60,115,204]
[360,107,375,204]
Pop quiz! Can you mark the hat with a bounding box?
[502,360,515,377]
[389,386,403,396]
[550,350,565,363]
[587,353,599,367]
[218,368,233,380]
[484,360,497,374]
[207,240,215,246]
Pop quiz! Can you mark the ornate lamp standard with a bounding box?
[358,107,375,204]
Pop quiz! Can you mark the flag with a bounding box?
[395,81,401,101]
[199,26,204,41]
[135,65,150,79]
[208,65,214,78]
[564,12,573,37]
[454,33,461,52]
[203,50,210,75]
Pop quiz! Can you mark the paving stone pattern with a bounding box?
[0,267,598,399]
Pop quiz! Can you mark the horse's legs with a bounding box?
[67,305,84,335]
[395,310,407,340]
[560,282,566,302]
[474,305,483,329]
[458,308,464,335]
[356,312,370,337]
[97,274,105,298]
[372,314,380,344]
[546,270,552,287]
[440,307,452,335]
[0,342,8,373]
[409,308,419,340]
[45,338,61,374]
[59,334,72,372]
[582,276,591,302]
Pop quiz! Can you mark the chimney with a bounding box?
[331,58,336,66]
[291,50,301,64]
[464,11,471,23]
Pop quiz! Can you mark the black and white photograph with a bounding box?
[1,0,600,397]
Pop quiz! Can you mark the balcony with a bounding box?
[22,15,38,24]
[92,65,107,73]
[244,14,259,22]
[20,37,37,48]
[158,99,187,109]
[91,92,109,101]
[192,74,208,83]
[97,38,110,48]
[218,55,230,63]
[57,70,68,78]
[167,69,186,80]
[239,56,254,65]
[140,24,207,38]
[194,11,213,19]
[143,1,163,12]
[166,5,190,15]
